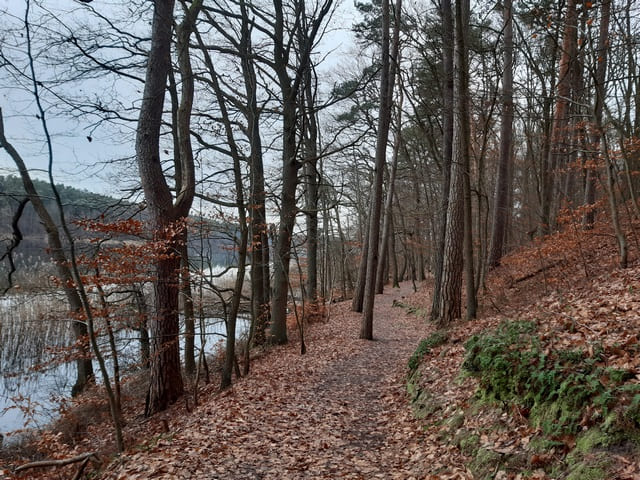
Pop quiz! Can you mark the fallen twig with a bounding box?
[15,452,100,473]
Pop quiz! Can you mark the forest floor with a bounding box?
[95,281,469,479]
[4,219,640,479]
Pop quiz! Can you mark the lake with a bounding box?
[0,291,249,439]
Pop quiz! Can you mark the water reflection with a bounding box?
[0,295,248,438]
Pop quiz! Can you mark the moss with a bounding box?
[565,464,607,480]
[406,370,420,400]
[527,436,565,453]
[562,430,614,480]
[411,389,442,420]
[462,320,640,438]
[446,411,465,430]
[392,300,427,319]
[575,428,609,454]
[565,452,610,480]
[457,431,480,456]
[408,331,449,373]
[468,447,503,480]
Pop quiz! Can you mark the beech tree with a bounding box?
[135,0,200,414]
[268,0,334,345]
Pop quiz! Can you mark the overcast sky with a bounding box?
[0,0,360,198]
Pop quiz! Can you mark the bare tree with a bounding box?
[268,0,334,345]
[135,0,200,415]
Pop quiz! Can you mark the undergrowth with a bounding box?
[462,320,640,438]
[408,331,448,373]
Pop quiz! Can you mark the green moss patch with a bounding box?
[462,320,639,437]
[458,319,640,478]
[408,331,449,373]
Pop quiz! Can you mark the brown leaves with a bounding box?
[92,283,448,479]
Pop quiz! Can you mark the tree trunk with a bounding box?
[270,94,298,344]
[304,69,319,304]
[542,0,577,234]
[239,0,270,348]
[181,245,196,376]
[0,110,94,397]
[375,103,402,294]
[589,0,625,267]
[431,0,454,321]
[351,211,369,312]
[583,0,611,228]
[360,0,401,339]
[488,0,514,268]
[136,0,198,414]
[438,0,470,326]
[269,0,333,344]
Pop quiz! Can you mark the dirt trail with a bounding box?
[103,283,443,479]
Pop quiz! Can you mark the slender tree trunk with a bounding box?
[351,211,369,312]
[303,71,319,304]
[375,84,402,294]
[168,63,196,378]
[543,0,577,234]
[360,0,401,339]
[488,0,514,268]
[134,285,151,369]
[431,0,454,321]
[270,94,298,344]
[583,0,611,227]
[0,111,94,397]
[389,214,400,288]
[181,245,196,376]
[238,0,270,348]
[438,0,470,326]
[589,0,625,267]
[269,0,333,344]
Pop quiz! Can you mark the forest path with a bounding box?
[106,283,450,479]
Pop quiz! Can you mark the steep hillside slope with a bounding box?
[407,216,640,479]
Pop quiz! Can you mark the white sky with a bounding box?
[0,0,361,198]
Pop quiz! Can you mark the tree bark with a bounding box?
[431,0,454,321]
[269,0,333,344]
[239,0,270,348]
[360,0,401,339]
[136,0,198,414]
[375,79,403,295]
[488,0,514,268]
[438,0,470,326]
[542,0,577,234]
[303,67,320,304]
[583,0,611,228]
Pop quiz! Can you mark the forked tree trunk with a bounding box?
[269,0,333,344]
[137,0,199,414]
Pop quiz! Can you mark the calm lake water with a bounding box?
[0,292,248,438]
